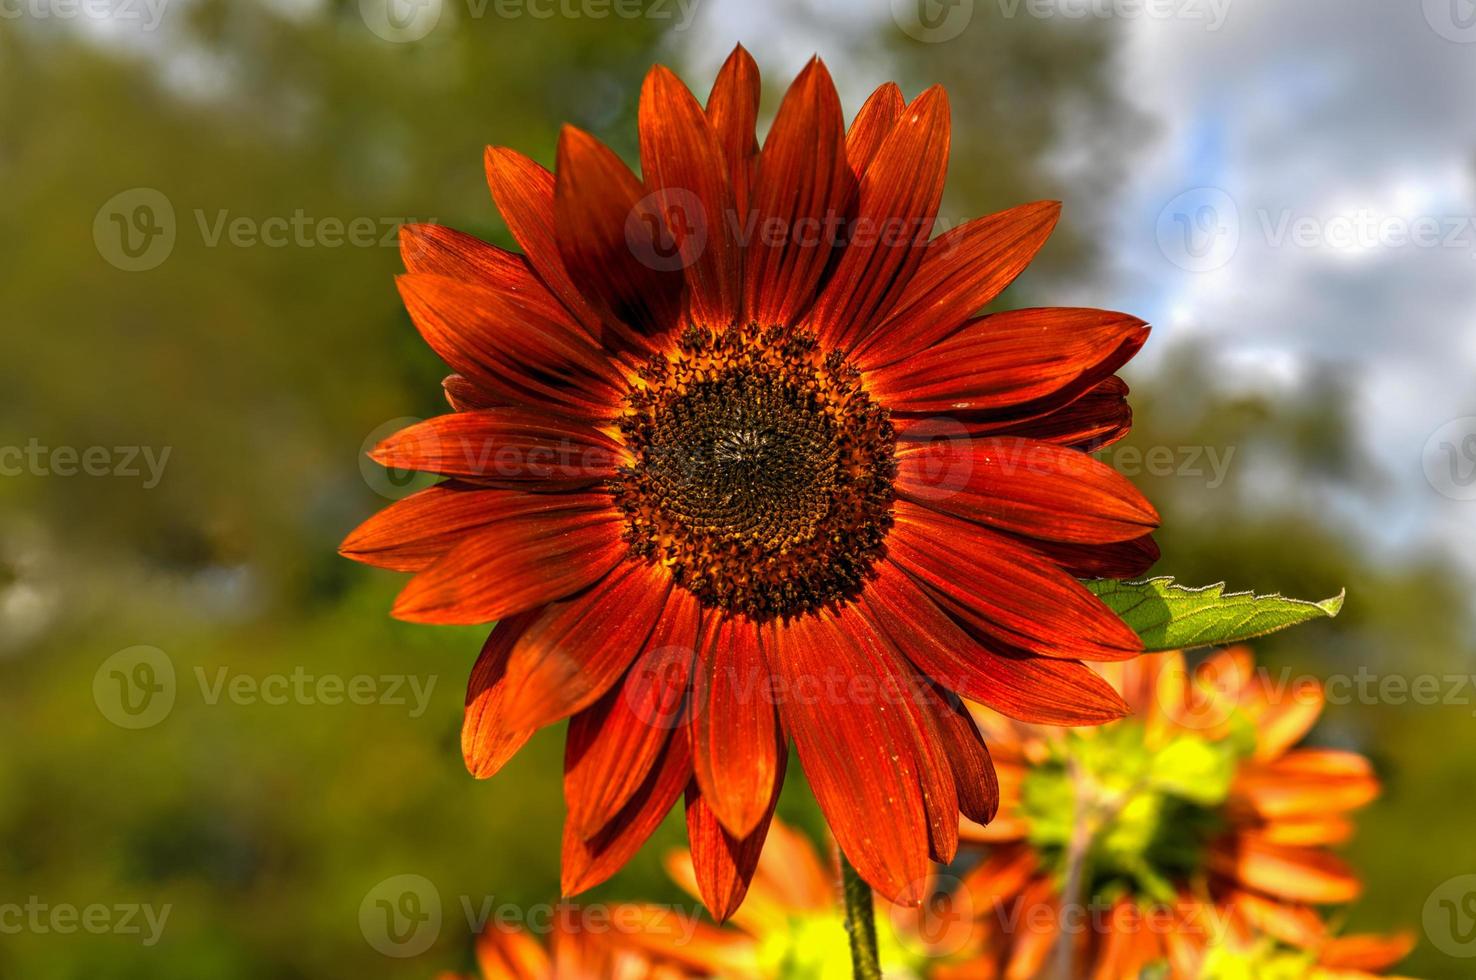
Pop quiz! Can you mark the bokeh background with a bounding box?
[3,0,1475,975]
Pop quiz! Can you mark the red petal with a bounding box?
[475,921,551,980]
[845,83,905,178]
[706,44,761,221]
[1210,837,1361,904]
[743,58,855,326]
[857,562,1130,725]
[683,761,784,923]
[340,483,609,572]
[889,501,1142,660]
[397,273,624,417]
[391,511,625,624]
[1318,932,1416,971]
[866,308,1148,412]
[462,612,541,778]
[555,126,683,343]
[990,375,1135,450]
[959,843,1037,905]
[640,64,739,327]
[767,609,930,905]
[500,560,674,730]
[852,202,1062,370]
[443,373,497,412]
[400,223,531,289]
[484,147,602,336]
[888,656,962,864]
[809,86,950,351]
[1018,533,1160,579]
[369,409,624,484]
[562,729,691,896]
[928,686,1000,826]
[563,592,700,837]
[690,615,783,838]
[895,437,1158,544]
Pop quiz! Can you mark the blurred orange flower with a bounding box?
[442,920,726,980]
[343,42,1158,916]
[954,647,1414,979]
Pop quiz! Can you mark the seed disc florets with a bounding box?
[612,324,896,620]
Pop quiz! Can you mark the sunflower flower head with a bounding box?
[344,44,1159,919]
[959,647,1411,979]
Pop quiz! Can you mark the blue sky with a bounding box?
[682,0,1476,576]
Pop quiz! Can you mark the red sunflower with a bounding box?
[342,45,1158,917]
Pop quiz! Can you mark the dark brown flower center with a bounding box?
[612,324,896,621]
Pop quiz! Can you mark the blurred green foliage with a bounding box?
[0,1,1469,977]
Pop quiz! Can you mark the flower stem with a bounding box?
[1053,759,1093,980]
[838,848,883,980]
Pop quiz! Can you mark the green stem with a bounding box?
[1052,758,1096,980]
[838,848,883,980]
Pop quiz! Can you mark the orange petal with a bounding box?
[889,657,963,865]
[689,615,783,837]
[989,375,1136,451]
[500,561,673,730]
[683,757,784,923]
[1002,878,1060,980]
[554,126,683,344]
[1211,836,1362,904]
[858,561,1130,725]
[368,409,624,485]
[845,82,905,178]
[475,922,552,980]
[959,844,1037,907]
[743,58,854,326]
[1228,888,1326,948]
[639,64,740,327]
[562,730,691,896]
[894,436,1158,545]
[484,147,602,336]
[1247,816,1354,847]
[397,273,624,418]
[808,85,950,351]
[853,201,1061,370]
[704,44,760,222]
[1250,677,1325,762]
[563,616,697,838]
[889,502,1143,662]
[766,609,931,905]
[462,612,541,778]
[929,686,1000,827]
[391,510,626,625]
[866,307,1148,413]
[340,484,608,573]
[1317,931,1416,971]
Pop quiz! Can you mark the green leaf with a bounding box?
[1082,577,1344,652]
